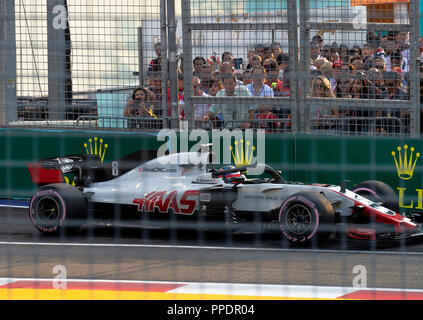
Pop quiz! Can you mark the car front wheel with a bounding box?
[278,191,335,245]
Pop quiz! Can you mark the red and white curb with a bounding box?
[1,278,423,299]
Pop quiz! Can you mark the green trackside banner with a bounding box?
[1,128,422,216]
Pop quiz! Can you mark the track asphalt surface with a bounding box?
[2,206,423,299]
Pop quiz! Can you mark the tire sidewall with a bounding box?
[29,188,67,234]
[352,180,399,213]
[279,193,325,244]
[29,183,86,235]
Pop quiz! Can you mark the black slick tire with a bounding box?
[278,191,335,245]
[29,183,86,235]
[352,180,399,213]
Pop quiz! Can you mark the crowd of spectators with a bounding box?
[307,31,412,134]
[129,30,416,133]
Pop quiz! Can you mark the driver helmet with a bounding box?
[218,165,241,183]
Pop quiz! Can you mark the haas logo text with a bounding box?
[133,190,199,215]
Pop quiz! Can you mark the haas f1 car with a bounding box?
[27,150,423,244]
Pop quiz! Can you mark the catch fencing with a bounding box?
[0,0,421,136]
[2,1,423,302]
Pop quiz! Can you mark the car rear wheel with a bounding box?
[278,191,335,245]
[29,183,86,235]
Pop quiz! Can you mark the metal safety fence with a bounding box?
[299,0,421,137]
[0,0,421,134]
[182,0,421,137]
[2,1,423,303]
[1,0,166,129]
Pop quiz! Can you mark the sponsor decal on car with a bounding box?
[138,167,178,174]
[133,190,199,215]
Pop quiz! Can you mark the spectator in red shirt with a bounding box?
[254,103,281,132]
[148,42,162,72]
[264,59,283,96]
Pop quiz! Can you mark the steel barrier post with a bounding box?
[47,0,70,120]
[0,0,17,125]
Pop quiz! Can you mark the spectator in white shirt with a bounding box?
[246,67,274,97]
[192,76,210,123]
[205,74,254,129]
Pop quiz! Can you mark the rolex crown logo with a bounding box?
[84,137,108,163]
[392,145,420,180]
[65,137,108,186]
[230,139,255,167]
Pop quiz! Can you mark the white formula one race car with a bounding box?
[27,150,423,245]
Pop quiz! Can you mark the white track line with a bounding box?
[0,197,29,208]
[1,204,423,255]
[0,205,29,209]
[0,240,422,255]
